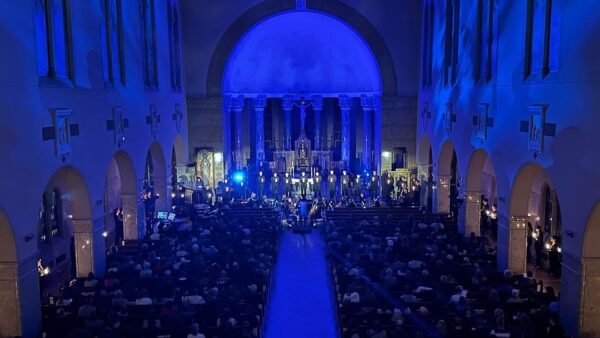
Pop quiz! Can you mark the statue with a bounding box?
[294,98,312,135]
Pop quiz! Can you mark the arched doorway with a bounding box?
[417,134,433,212]
[437,141,458,215]
[508,163,562,275]
[38,167,94,286]
[0,207,20,337]
[465,149,498,237]
[144,142,168,211]
[104,151,138,244]
[581,201,600,336]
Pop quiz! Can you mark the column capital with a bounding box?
[282,94,295,111]
[253,95,267,111]
[338,94,352,110]
[222,95,232,111]
[231,95,245,112]
[360,94,374,111]
[312,95,324,111]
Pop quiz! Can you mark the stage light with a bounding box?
[102,231,108,238]
[233,172,245,183]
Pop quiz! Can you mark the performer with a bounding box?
[312,171,322,197]
[271,172,280,198]
[354,174,362,197]
[340,170,350,197]
[369,170,379,200]
[299,171,309,197]
[327,170,337,200]
[284,172,293,197]
[297,194,311,227]
[257,171,266,198]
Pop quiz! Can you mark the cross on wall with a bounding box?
[472,103,494,141]
[42,108,80,161]
[172,104,182,133]
[106,107,129,147]
[146,105,161,138]
[519,104,556,158]
[420,102,431,130]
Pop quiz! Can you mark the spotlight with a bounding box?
[232,171,245,183]
[102,231,108,238]
[171,193,176,198]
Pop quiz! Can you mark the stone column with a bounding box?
[465,191,481,236]
[360,95,374,172]
[232,95,245,169]
[122,193,138,240]
[72,218,94,277]
[373,96,383,173]
[253,95,267,166]
[339,94,352,169]
[580,257,600,336]
[222,95,232,174]
[0,252,42,337]
[508,216,528,274]
[312,95,324,150]
[437,175,452,213]
[282,94,294,151]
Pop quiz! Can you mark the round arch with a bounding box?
[105,151,138,242]
[581,201,600,336]
[464,149,498,236]
[0,206,20,337]
[41,166,94,278]
[206,0,397,97]
[437,140,457,214]
[222,10,381,96]
[145,142,168,212]
[508,163,561,274]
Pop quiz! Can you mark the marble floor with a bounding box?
[265,230,338,338]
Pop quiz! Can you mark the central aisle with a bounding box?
[265,230,338,338]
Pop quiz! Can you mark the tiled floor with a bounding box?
[265,231,338,338]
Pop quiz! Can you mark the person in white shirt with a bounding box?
[187,323,205,338]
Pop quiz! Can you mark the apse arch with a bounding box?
[207,0,397,96]
[581,201,600,336]
[222,10,381,97]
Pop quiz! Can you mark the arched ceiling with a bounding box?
[222,11,382,97]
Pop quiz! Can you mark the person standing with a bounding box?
[354,174,362,198]
[257,171,265,198]
[113,208,124,245]
[328,170,337,201]
[299,172,309,197]
[340,170,350,197]
[284,172,293,197]
[312,171,322,198]
[534,226,544,268]
[271,172,280,198]
[369,170,379,200]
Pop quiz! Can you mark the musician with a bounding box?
[354,174,362,197]
[340,170,350,197]
[299,171,309,197]
[284,172,293,197]
[369,170,379,200]
[327,170,337,200]
[257,171,265,198]
[312,171,322,197]
[297,195,311,226]
[271,172,280,198]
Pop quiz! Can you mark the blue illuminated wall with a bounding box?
[417,1,600,335]
[223,11,381,96]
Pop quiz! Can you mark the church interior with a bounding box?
[1,0,599,337]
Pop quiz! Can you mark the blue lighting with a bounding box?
[232,171,245,183]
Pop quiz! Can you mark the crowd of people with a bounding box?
[42,205,278,338]
[324,213,566,338]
